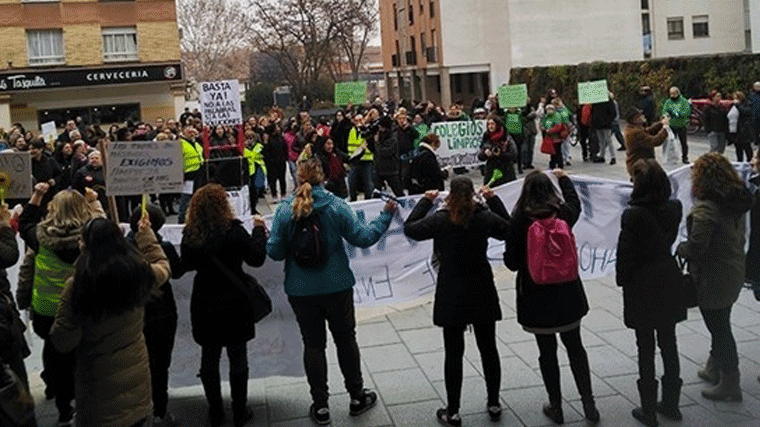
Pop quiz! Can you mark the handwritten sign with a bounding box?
[105,141,183,196]
[0,152,32,199]
[200,79,243,126]
[40,121,57,144]
[578,79,610,104]
[334,81,367,105]
[431,120,487,167]
[498,84,528,109]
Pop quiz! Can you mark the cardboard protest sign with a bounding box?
[498,84,528,109]
[200,80,243,126]
[431,120,486,167]
[105,141,183,196]
[0,152,32,199]
[41,121,57,144]
[578,80,610,104]
[334,81,367,105]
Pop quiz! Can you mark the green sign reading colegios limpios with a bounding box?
[431,120,486,167]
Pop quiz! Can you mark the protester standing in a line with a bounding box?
[315,138,349,199]
[616,159,685,427]
[407,134,449,195]
[746,149,760,300]
[541,105,566,170]
[261,120,288,203]
[749,82,760,145]
[591,94,617,165]
[677,153,752,402]
[610,92,626,151]
[704,90,729,154]
[635,86,657,126]
[347,114,375,201]
[623,109,669,179]
[50,213,169,427]
[504,170,599,425]
[521,101,538,169]
[266,149,395,426]
[661,87,691,164]
[181,184,268,427]
[373,115,405,197]
[404,178,510,426]
[730,91,754,162]
[178,126,204,223]
[479,116,517,186]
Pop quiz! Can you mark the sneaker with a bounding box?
[57,410,75,427]
[309,404,330,425]
[153,413,178,427]
[349,389,377,416]
[436,408,462,426]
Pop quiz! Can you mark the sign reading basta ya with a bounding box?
[200,80,243,126]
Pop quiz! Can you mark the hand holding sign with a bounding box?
[578,80,610,104]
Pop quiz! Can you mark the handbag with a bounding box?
[210,255,272,323]
[676,255,698,308]
[0,364,35,427]
[540,135,556,155]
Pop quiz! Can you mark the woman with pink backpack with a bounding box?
[503,169,599,425]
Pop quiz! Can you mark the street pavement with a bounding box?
[28,134,760,426]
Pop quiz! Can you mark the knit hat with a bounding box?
[624,108,644,124]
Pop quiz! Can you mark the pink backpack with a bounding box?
[527,216,579,285]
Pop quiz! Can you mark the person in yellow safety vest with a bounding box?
[178,125,204,223]
[347,113,374,201]
[244,130,267,214]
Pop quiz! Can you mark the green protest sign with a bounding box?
[578,80,610,104]
[498,84,528,108]
[334,81,368,105]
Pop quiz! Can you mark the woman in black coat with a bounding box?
[504,170,599,425]
[616,159,684,427]
[329,110,353,154]
[747,149,760,297]
[181,184,267,427]
[478,116,517,187]
[404,177,510,426]
[408,134,449,195]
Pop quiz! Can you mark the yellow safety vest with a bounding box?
[244,143,266,176]
[181,138,204,173]
[31,247,75,317]
[347,128,373,161]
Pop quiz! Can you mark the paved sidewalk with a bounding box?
[29,134,760,427]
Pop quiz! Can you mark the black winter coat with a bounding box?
[330,117,353,154]
[394,125,418,156]
[591,100,616,129]
[478,132,517,186]
[404,197,510,327]
[504,176,589,330]
[181,221,267,346]
[746,174,760,284]
[704,104,729,134]
[262,132,288,170]
[373,130,400,175]
[408,145,447,195]
[616,200,686,329]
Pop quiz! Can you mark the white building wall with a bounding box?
[750,0,760,53]
[508,0,642,67]
[650,0,745,58]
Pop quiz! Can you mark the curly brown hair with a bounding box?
[183,184,235,247]
[691,153,744,200]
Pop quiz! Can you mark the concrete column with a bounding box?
[0,95,10,132]
[410,70,420,102]
[440,67,452,108]
[397,74,405,102]
[171,84,186,121]
[420,69,428,102]
[384,73,393,102]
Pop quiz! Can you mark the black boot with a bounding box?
[567,348,599,423]
[231,369,253,427]
[199,370,225,427]
[657,377,682,421]
[538,355,563,424]
[632,379,658,427]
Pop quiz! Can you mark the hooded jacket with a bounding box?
[676,186,753,310]
[267,186,392,297]
[624,122,668,177]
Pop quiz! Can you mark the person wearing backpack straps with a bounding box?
[404,177,510,426]
[503,169,599,425]
[616,159,685,427]
[266,146,397,426]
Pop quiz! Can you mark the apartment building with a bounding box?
[381,0,755,108]
[0,0,184,133]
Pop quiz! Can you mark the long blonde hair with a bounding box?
[39,190,98,233]
[292,144,325,220]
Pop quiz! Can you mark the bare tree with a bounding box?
[178,0,254,87]
[333,0,378,81]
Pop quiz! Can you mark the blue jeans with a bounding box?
[522,133,536,166]
[348,161,374,201]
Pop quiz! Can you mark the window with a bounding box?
[419,0,423,14]
[693,15,709,38]
[27,29,64,65]
[429,0,434,18]
[667,17,684,40]
[431,28,436,45]
[38,103,140,128]
[641,0,648,10]
[102,27,138,61]
[408,1,414,24]
[393,4,398,31]
[420,33,426,51]
[454,74,462,93]
[409,36,415,53]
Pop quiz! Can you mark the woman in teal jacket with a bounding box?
[267,145,396,426]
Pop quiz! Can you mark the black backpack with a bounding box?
[288,212,329,269]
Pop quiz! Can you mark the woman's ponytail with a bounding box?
[292,181,314,220]
[291,145,324,219]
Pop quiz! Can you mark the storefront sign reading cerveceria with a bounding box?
[0,63,182,92]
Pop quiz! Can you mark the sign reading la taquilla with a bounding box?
[0,63,182,92]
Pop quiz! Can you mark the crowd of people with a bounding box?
[1,84,760,427]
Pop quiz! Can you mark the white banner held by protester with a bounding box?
[0,152,32,199]
[200,79,243,126]
[105,141,183,196]
[431,120,486,167]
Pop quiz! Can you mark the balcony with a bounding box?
[425,47,437,63]
[405,51,417,66]
[391,54,400,67]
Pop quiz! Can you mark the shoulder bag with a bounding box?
[210,255,272,323]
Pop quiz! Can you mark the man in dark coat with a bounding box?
[372,115,404,197]
[591,97,617,164]
[408,134,449,195]
[635,86,657,126]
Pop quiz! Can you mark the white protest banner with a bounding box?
[200,79,243,126]
[41,121,57,144]
[0,152,32,199]
[105,141,183,196]
[578,79,610,104]
[431,120,486,167]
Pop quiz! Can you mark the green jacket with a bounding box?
[541,112,563,130]
[413,123,430,149]
[266,186,392,297]
[661,96,691,129]
[31,247,74,317]
[244,143,266,176]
